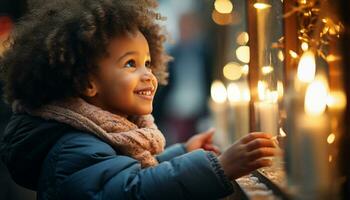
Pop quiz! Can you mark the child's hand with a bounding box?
[218,132,277,180]
[185,128,221,155]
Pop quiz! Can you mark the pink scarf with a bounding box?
[18,98,166,168]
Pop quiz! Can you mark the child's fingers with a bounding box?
[246,147,276,161]
[247,158,272,170]
[198,128,215,142]
[203,144,221,155]
[240,132,273,144]
[245,138,275,151]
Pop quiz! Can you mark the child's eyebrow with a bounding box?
[116,52,150,62]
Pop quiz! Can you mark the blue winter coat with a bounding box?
[1,114,234,199]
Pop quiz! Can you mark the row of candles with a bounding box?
[286,49,346,199]
[209,1,346,198]
[209,48,346,199]
[209,80,250,149]
[209,78,281,150]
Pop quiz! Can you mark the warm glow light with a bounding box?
[327,91,347,110]
[257,81,277,103]
[277,81,284,99]
[211,10,232,25]
[304,80,328,116]
[327,133,335,144]
[329,155,333,162]
[326,54,341,62]
[289,50,298,58]
[236,46,250,63]
[242,64,249,75]
[297,50,316,83]
[299,0,307,4]
[279,128,287,137]
[227,83,250,102]
[214,0,233,14]
[261,65,274,75]
[329,26,338,35]
[242,88,251,102]
[278,50,284,61]
[236,32,249,45]
[223,62,242,80]
[211,80,227,103]
[258,81,267,101]
[301,42,309,51]
[211,81,227,103]
[266,90,278,103]
[253,3,271,9]
[227,83,241,102]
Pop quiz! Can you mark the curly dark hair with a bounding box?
[0,0,171,109]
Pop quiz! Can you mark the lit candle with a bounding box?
[209,80,229,150]
[227,82,250,143]
[296,79,332,199]
[254,81,279,136]
[297,50,316,83]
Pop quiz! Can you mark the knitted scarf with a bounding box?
[13,98,166,168]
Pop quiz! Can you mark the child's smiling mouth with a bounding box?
[134,87,155,100]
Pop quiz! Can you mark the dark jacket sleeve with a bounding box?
[156,143,187,163]
[38,132,233,200]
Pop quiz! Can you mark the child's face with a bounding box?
[86,30,158,116]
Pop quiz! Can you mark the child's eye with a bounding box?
[145,60,152,68]
[124,59,136,68]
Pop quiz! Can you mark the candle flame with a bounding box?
[297,50,316,83]
[253,3,271,10]
[301,42,309,51]
[304,80,328,116]
[211,80,227,103]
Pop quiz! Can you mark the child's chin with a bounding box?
[136,107,153,115]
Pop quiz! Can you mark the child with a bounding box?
[0,0,277,199]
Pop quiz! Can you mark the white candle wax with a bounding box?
[254,101,278,136]
[209,99,229,150]
[296,113,331,199]
[229,101,250,142]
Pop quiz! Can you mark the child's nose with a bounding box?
[140,67,154,82]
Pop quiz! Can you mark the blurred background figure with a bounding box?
[1,1,36,200]
[154,0,214,144]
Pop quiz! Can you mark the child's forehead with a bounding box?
[108,31,150,54]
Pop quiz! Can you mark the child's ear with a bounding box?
[83,77,99,97]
